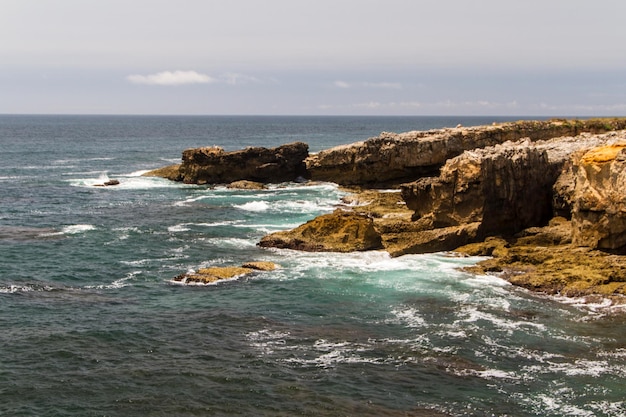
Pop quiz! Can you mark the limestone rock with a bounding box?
[570,143,626,252]
[386,222,481,257]
[258,209,383,252]
[142,164,182,181]
[173,262,280,284]
[241,261,280,271]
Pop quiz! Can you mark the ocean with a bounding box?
[0,115,624,417]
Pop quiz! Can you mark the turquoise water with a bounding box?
[0,115,625,416]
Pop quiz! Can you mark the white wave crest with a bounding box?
[40,224,96,237]
[68,173,183,190]
[63,224,96,234]
[234,201,270,212]
[0,285,36,294]
[84,271,141,290]
[168,224,190,233]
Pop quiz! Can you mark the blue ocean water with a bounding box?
[0,115,625,417]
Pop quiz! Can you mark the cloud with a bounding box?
[126,70,215,86]
[221,72,261,85]
[363,82,402,89]
[333,80,402,90]
[334,81,351,89]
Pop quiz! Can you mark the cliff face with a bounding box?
[401,132,626,239]
[569,143,626,252]
[305,119,626,186]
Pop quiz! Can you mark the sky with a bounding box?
[1,0,625,116]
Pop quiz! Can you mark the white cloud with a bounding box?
[363,82,402,89]
[126,70,214,86]
[333,80,402,90]
[221,72,260,85]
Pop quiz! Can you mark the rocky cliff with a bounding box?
[401,132,626,239]
[305,119,626,186]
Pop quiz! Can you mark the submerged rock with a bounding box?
[259,209,383,252]
[227,180,267,190]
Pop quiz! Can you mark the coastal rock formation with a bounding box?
[258,209,383,252]
[569,143,626,252]
[173,262,280,284]
[456,219,626,297]
[306,119,626,186]
[146,142,309,184]
[401,132,626,241]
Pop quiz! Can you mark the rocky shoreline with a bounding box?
[147,118,626,298]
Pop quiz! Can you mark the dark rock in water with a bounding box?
[259,209,383,252]
[94,179,120,187]
[171,142,309,184]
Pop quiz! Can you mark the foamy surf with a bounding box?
[68,172,183,189]
[39,224,96,237]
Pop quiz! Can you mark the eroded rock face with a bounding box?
[306,119,626,186]
[401,141,560,236]
[258,209,383,252]
[402,132,626,238]
[570,143,626,252]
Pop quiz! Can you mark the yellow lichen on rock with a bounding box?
[580,143,626,164]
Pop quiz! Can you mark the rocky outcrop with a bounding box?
[258,209,383,252]
[456,218,626,297]
[568,143,626,252]
[306,119,626,186]
[173,262,280,284]
[146,142,309,185]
